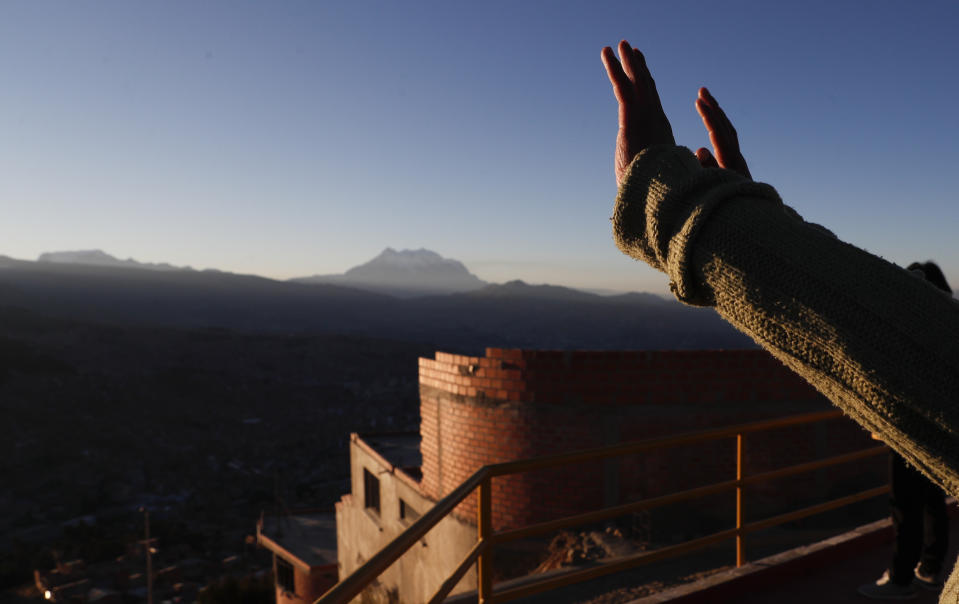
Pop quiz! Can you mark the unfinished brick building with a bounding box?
[324,348,884,603]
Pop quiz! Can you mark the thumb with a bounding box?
[696,147,719,168]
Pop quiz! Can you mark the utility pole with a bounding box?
[139,507,157,604]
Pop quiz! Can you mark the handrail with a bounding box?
[493,478,742,544]
[490,484,894,603]
[315,467,491,603]
[484,409,843,478]
[316,408,884,604]
[741,484,889,535]
[494,527,743,602]
[491,444,888,545]
[427,539,488,604]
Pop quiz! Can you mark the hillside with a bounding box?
[0,305,432,588]
[0,258,752,352]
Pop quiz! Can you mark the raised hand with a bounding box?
[601,40,674,186]
[695,87,751,179]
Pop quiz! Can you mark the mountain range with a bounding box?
[37,247,486,297]
[291,247,487,297]
[37,249,192,272]
[0,248,754,352]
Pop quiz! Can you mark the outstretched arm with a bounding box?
[602,41,959,502]
[603,39,959,603]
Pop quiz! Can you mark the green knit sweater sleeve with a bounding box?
[612,145,959,497]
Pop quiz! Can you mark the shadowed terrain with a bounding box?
[0,255,754,593]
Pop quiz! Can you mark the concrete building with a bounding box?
[335,433,479,603]
[257,512,338,604]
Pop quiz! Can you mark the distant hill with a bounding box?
[0,254,753,352]
[0,254,398,334]
[463,280,667,304]
[291,248,487,297]
[407,280,751,351]
[38,249,190,271]
[466,280,599,301]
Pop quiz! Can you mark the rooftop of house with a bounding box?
[258,511,337,569]
[355,431,422,480]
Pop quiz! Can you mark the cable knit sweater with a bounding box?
[612,145,959,601]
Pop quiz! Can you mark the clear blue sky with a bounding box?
[1,1,957,293]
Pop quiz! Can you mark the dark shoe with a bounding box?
[914,566,942,591]
[857,571,918,600]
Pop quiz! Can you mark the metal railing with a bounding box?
[316,409,888,604]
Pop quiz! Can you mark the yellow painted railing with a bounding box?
[316,409,888,604]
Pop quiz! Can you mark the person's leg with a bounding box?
[918,478,948,578]
[890,452,924,584]
[859,452,922,598]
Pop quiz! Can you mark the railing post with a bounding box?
[478,476,493,603]
[736,433,745,567]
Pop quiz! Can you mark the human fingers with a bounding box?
[603,45,637,185]
[696,92,727,143]
[696,147,719,168]
[697,88,751,179]
[620,40,655,100]
[621,44,668,120]
[602,46,634,128]
[602,46,633,105]
[700,88,737,140]
[633,48,668,115]
[619,42,663,123]
[603,41,676,184]
[696,96,727,161]
[623,44,674,143]
[697,96,729,163]
[618,40,638,85]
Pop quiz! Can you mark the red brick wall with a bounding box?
[419,349,820,407]
[418,349,879,530]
